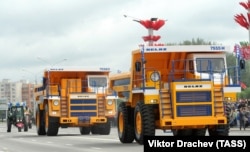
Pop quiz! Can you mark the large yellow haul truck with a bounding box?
[35,67,113,136]
[110,18,243,145]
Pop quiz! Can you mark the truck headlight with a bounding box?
[150,71,160,82]
[150,99,158,103]
[53,100,59,106]
[107,100,113,105]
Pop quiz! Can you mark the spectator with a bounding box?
[239,107,248,131]
[238,101,246,110]
[236,110,240,127]
[230,109,238,127]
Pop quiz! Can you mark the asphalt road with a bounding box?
[0,122,249,152]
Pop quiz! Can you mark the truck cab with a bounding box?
[186,52,241,99]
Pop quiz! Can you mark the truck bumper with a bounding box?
[160,116,227,129]
[60,116,107,125]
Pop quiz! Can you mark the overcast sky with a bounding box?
[0,0,248,83]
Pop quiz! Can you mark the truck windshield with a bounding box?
[89,77,107,87]
[196,58,225,73]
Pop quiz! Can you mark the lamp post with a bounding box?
[124,15,167,45]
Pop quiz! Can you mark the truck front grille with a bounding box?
[177,105,212,116]
[70,99,97,118]
[176,91,211,102]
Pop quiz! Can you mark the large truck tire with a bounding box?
[91,125,100,134]
[172,129,192,136]
[173,129,190,136]
[24,122,28,132]
[173,128,206,136]
[7,119,11,132]
[192,129,206,136]
[45,104,59,136]
[24,115,28,132]
[99,119,111,135]
[134,102,155,145]
[117,102,135,143]
[208,106,230,136]
[36,105,46,135]
[79,126,91,135]
[29,122,32,129]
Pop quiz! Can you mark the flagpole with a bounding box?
[235,44,240,85]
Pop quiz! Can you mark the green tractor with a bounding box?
[7,102,30,132]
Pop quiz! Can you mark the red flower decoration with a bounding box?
[234,1,250,30]
[139,19,165,30]
[142,35,161,42]
[239,0,250,10]
[234,14,249,29]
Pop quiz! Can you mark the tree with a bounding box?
[166,38,217,45]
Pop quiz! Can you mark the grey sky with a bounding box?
[0,0,247,82]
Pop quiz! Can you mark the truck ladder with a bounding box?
[60,97,68,117]
[97,95,105,117]
[213,87,224,117]
[159,89,172,118]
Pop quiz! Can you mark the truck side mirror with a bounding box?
[135,61,141,72]
[240,59,245,70]
[42,77,48,89]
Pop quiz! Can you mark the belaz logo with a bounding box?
[184,85,202,88]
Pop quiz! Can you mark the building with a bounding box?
[0,79,23,103]
[0,98,7,121]
[0,79,36,118]
[21,81,35,114]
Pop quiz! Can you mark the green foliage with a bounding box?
[237,61,250,98]
[237,87,250,99]
[239,41,249,47]
[180,38,218,45]
[166,38,218,45]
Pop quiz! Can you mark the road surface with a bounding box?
[0,122,249,152]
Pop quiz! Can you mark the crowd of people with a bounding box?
[228,100,250,130]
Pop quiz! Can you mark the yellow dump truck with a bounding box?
[35,67,113,136]
[110,18,243,144]
[111,45,243,144]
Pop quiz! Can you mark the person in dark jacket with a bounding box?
[239,107,248,130]
[238,102,246,110]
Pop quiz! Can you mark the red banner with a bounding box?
[240,81,247,89]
